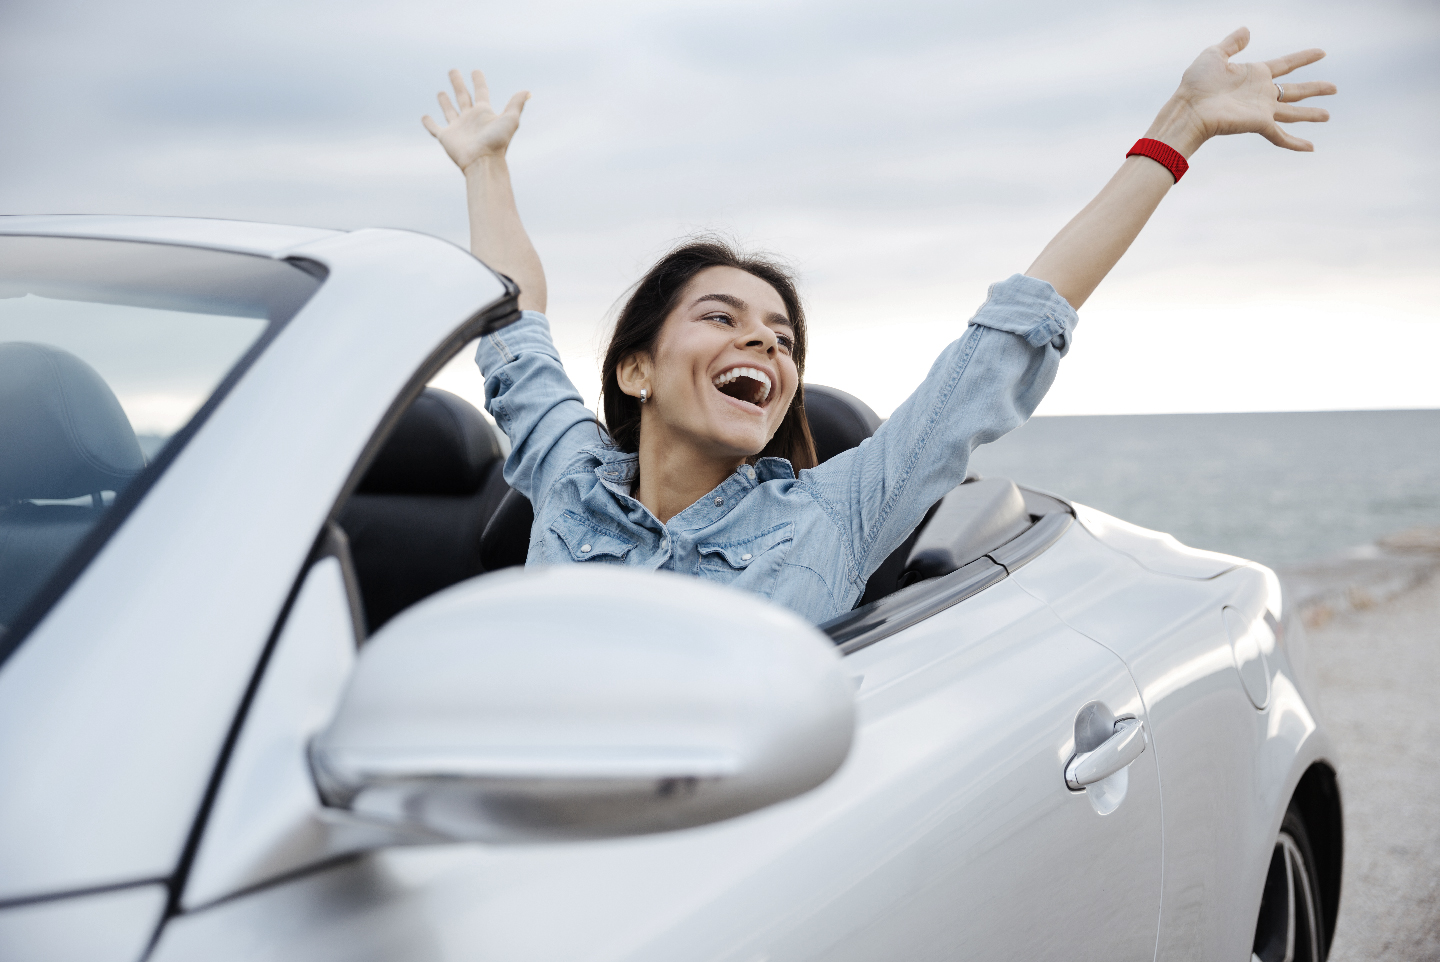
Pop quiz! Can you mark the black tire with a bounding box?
[1253,807,1327,962]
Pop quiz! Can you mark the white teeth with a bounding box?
[711,366,772,404]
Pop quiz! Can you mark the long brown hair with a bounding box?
[600,239,818,470]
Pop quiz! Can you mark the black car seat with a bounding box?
[478,384,924,606]
[479,486,533,574]
[339,388,511,631]
[803,384,881,464]
[0,342,145,629]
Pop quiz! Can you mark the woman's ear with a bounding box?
[616,352,651,399]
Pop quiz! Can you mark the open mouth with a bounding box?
[712,366,773,408]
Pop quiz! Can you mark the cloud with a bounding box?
[2,0,1436,414]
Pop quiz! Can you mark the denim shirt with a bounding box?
[477,273,1077,625]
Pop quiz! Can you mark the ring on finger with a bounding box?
[1275,83,1286,103]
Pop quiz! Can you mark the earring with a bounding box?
[639,388,649,404]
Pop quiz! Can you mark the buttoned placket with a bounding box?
[664,467,762,532]
[585,454,771,573]
[585,456,670,570]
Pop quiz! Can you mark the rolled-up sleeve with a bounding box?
[477,311,599,502]
[800,274,1078,589]
[968,274,1076,351]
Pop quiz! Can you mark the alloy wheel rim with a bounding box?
[1253,830,1322,962]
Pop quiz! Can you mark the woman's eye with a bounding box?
[777,335,795,351]
[704,312,734,325]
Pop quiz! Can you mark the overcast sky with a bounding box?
[3,0,1436,416]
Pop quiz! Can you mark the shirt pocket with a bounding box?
[697,522,794,595]
[549,511,637,563]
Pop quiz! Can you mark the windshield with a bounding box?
[0,235,324,646]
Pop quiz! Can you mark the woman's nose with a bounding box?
[740,326,776,352]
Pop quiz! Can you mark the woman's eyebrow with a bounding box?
[692,293,792,329]
[691,293,747,311]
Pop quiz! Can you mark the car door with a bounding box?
[739,571,1165,960]
[1004,506,1301,961]
[156,557,1161,961]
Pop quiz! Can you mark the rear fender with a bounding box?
[1008,513,1338,961]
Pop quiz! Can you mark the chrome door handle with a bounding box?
[1065,718,1146,790]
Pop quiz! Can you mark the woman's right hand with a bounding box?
[1163,28,1335,155]
[422,69,530,174]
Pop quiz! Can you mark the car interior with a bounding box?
[337,383,1071,636]
[0,342,146,633]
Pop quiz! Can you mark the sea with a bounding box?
[964,409,1440,569]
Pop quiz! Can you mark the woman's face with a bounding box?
[638,265,800,464]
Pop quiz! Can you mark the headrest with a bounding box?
[358,388,503,496]
[0,342,144,500]
[804,384,882,464]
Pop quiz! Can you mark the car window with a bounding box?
[0,235,324,651]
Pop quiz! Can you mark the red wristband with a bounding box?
[1127,138,1189,183]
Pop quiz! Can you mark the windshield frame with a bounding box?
[0,237,327,665]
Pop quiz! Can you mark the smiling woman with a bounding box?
[421,28,1336,623]
[600,242,816,523]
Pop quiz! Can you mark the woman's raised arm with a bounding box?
[1026,27,1336,309]
[423,69,547,312]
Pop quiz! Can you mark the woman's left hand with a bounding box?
[1162,27,1336,154]
[1027,28,1336,309]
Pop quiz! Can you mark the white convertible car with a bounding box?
[0,217,1341,962]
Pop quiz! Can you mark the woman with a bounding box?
[421,28,1334,625]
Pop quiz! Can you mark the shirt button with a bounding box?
[745,466,756,479]
[580,544,592,553]
[741,553,752,561]
[714,497,724,507]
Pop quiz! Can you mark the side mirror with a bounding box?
[310,566,855,843]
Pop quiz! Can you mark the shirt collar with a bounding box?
[584,443,793,481]
[582,444,796,529]
[663,459,798,531]
[753,456,796,482]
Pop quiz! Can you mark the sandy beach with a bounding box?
[1301,557,1440,958]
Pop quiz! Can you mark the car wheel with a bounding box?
[1252,808,1326,962]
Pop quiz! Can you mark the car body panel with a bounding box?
[1070,501,1245,580]
[182,555,362,909]
[0,883,166,962]
[0,224,506,900]
[1009,512,1334,960]
[0,215,340,257]
[154,577,1162,961]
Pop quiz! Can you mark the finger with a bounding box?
[503,90,530,118]
[421,114,442,137]
[1218,26,1249,57]
[1266,48,1325,79]
[1276,80,1338,102]
[1275,104,1330,124]
[437,91,459,123]
[1262,124,1314,152]
[449,68,473,110]
[472,69,491,108]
